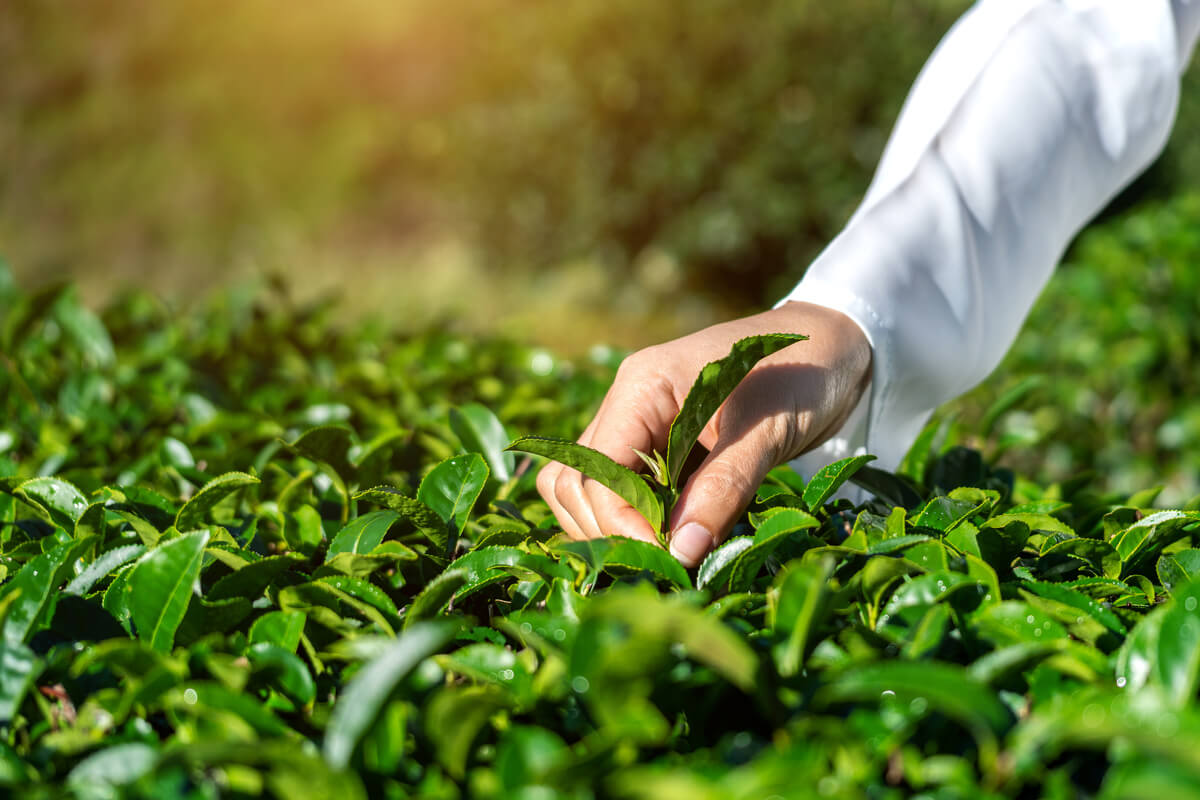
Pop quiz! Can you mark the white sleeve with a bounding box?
[784,0,1200,478]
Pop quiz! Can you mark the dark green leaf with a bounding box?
[208,554,303,602]
[326,510,401,560]
[404,569,470,627]
[13,477,87,531]
[450,403,515,483]
[175,472,260,531]
[1159,549,1200,595]
[729,508,820,592]
[816,661,1011,756]
[506,437,663,533]
[126,530,210,651]
[426,685,510,779]
[0,539,78,646]
[249,642,317,707]
[64,543,146,596]
[665,334,807,487]
[323,621,457,768]
[555,537,691,589]
[287,425,356,484]
[769,556,835,676]
[418,453,490,535]
[695,536,753,592]
[803,455,876,511]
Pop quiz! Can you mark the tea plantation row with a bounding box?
[1,269,1199,798]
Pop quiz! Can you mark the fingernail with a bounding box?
[669,522,714,567]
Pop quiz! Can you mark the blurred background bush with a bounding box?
[4,0,1200,499]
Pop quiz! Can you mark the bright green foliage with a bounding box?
[1,273,1200,798]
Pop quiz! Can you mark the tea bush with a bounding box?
[2,262,1199,798]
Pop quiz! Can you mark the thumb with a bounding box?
[666,427,779,568]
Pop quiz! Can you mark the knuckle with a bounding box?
[694,466,754,505]
[615,346,659,380]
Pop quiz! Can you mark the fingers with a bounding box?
[536,360,677,544]
[667,417,783,568]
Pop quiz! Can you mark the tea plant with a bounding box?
[1,268,1199,798]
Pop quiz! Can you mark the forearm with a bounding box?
[784,0,1200,472]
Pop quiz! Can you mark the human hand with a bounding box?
[536,301,871,567]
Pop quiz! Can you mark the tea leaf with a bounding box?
[126,530,210,652]
[507,436,664,532]
[324,621,456,769]
[665,334,806,488]
[175,472,260,531]
[450,403,515,483]
[803,455,876,511]
[418,453,489,536]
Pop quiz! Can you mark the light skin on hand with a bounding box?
[536,301,871,567]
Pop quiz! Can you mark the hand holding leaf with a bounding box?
[515,301,871,566]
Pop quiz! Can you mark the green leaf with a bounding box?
[1020,580,1127,638]
[418,453,490,535]
[248,642,317,707]
[126,530,210,652]
[287,425,356,484]
[555,537,692,589]
[443,546,574,601]
[0,638,37,724]
[64,544,146,597]
[860,556,921,626]
[584,585,757,692]
[54,290,116,368]
[326,511,401,561]
[208,554,302,602]
[665,334,807,487]
[816,661,1011,759]
[249,611,307,652]
[1041,536,1121,578]
[426,685,510,779]
[404,569,470,627]
[354,487,443,530]
[319,544,418,580]
[803,455,876,511]
[0,538,79,646]
[729,508,820,593]
[1153,576,1200,707]
[1111,511,1200,574]
[1159,549,1200,595]
[13,477,87,531]
[972,601,1070,648]
[450,403,515,483]
[66,743,158,797]
[506,436,663,533]
[903,603,952,659]
[323,621,457,769]
[175,472,260,531]
[768,556,835,676]
[1008,687,1200,779]
[437,642,536,706]
[318,576,401,623]
[695,536,753,592]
